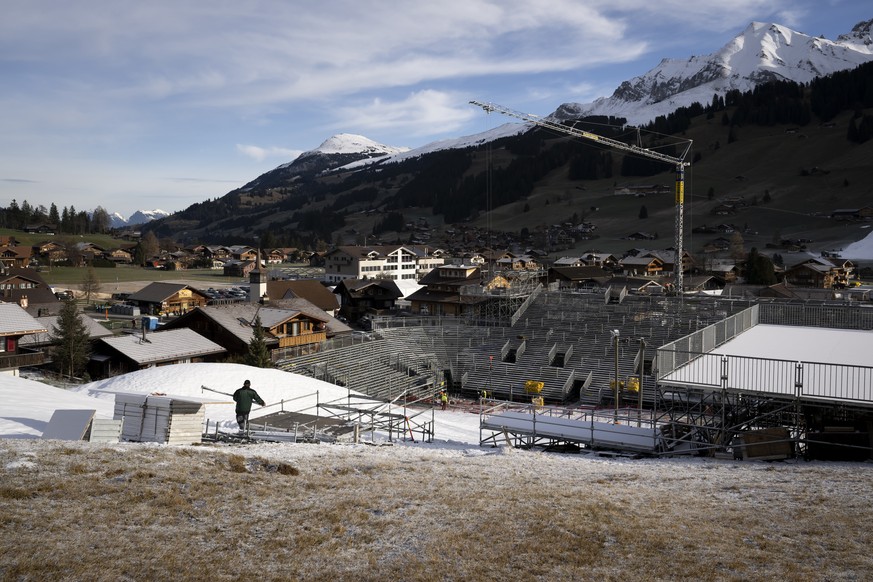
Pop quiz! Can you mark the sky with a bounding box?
[1,1,870,219]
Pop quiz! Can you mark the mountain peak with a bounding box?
[297,133,407,161]
[552,18,873,126]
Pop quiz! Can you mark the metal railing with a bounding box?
[657,304,758,379]
[658,349,873,404]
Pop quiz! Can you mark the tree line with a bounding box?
[0,200,113,234]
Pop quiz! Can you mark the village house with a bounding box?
[619,255,664,277]
[0,302,48,375]
[784,257,855,289]
[32,241,67,265]
[90,328,227,378]
[406,264,509,317]
[0,267,59,309]
[126,282,210,316]
[333,279,404,322]
[547,266,609,291]
[0,246,31,269]
[161,303,332,360]
[266,279,340,315]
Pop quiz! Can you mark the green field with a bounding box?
[36,265,238,286]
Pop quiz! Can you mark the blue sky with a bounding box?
[0,1,869,219]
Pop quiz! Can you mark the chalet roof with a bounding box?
[620,256,663,266]
[99,328,226,365]
[553,257,582,266]
[170,303,331,345]
[0,303,47,336]
[268,297,352,335]
[266,279,339,311]
[334,278,403,298]
[0,268,59,306]
[604,276,666,290]
[127,282,204,303]
[0,246,31,259]
[418,265,482,286]
[20,314,114,347]
[404,288,490,306]
[549,266,609,280]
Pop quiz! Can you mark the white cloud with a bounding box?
[236,144,301,162]
[335,90,477,138]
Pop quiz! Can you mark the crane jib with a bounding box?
[471,99,689,295]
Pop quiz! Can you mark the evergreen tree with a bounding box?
[49,203,60,226]
[638,205,648,219]
[745,248,777,285]
[51,298,91,379]
[245,315,272,368]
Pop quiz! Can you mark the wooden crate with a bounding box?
[735,427,792,460]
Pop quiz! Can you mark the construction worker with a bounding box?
[440,390,448,410]
[233,379,265,434]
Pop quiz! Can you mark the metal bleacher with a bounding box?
[277,291,756,406]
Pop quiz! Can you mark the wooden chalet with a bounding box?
[31,241,66,264]
[0,246,31,268]
[784,257,854,289]
[222,260,256,278]
[619,255,664,277]
[547,266,609,290]
[0,267,60,309]
[0,303,48,374]
[161,303,331,359]
[406,265,507,316]
[126,282,210,316]
[266,279,339,314]
[333,279,403,322]
[23,223,57,235]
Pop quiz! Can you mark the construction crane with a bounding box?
[469,100,692,293]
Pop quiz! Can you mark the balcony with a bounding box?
[277,331,326,348]
[0,348,46,371]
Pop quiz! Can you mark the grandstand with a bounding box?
[276,289,873,459]
[278,290,755,407]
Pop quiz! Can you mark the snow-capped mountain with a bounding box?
[109,209,171,228]
[552,19,873,126]
[243,134,408,190]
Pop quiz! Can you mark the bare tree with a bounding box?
[81,266,102,304]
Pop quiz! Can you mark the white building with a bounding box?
[323,245,445,284]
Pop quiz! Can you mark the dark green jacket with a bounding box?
[233,386,265,415]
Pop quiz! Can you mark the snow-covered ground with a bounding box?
[840,227,873,260]
[1,363,481,445]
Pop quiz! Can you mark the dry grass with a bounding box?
[1,440,872,581]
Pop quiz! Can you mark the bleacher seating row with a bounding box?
[278,292,755,405]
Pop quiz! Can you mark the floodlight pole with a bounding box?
[612,330,620,424]
[639,338,646,427]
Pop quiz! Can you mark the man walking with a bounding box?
[233,379,265,434]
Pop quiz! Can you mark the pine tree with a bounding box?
[51,299,91,379]
[245,315,272,368]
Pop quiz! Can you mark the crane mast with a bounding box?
[470,100,692,293]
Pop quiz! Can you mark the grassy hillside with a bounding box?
[475,107,873,258]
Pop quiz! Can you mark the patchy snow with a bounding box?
[337,122,529,171]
